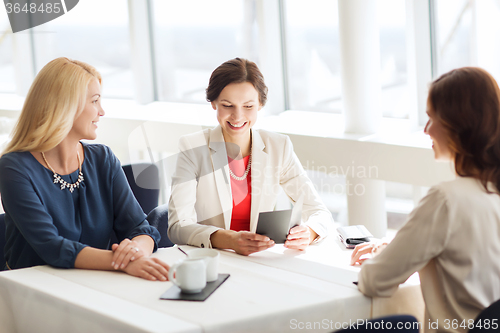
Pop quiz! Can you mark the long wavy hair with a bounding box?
[428,67,500,192]
[2,57,102,155]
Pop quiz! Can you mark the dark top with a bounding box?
[0,142,160,270]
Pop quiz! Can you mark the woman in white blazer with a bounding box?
[167,58,333,255]
[351,67,500,333]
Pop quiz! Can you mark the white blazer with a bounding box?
[167,125,333,248]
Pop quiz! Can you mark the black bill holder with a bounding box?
[337,225,373,249]
[160,274,230,302]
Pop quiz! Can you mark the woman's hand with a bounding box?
[121,257,170,281]
[284,225,317,250]
[111,238,146,270]
[231,231,275,256]
[350,241,388,266]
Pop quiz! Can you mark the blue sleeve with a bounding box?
[0,157,86,268]
[107,148,160,251]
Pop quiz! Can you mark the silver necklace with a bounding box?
[229,153,252,181]
[41,151,84,193]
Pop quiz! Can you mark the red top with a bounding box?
[228,155,251,232]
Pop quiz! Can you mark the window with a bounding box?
[434,0,474,75]
[434,0,500,83]
[284,0,409,118]
[152,0,259,104]
[284,0,341,113]
[31,0,133,98]
[0,10,15,93]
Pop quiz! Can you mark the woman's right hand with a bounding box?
[121,257,170,281]
[111,238,146,270]
[231,231,275,256]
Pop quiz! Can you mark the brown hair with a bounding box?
[206,58,268,106]
[428,67,500,193]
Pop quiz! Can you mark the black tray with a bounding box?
[160,274,230,302]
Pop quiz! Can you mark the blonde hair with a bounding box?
[2,57,102,155]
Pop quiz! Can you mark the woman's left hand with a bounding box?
[111,238,146,270]
[284,225,317,250]
[350,241,388,266]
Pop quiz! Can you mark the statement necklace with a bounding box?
[229,152,252,181]
[41,151,84,193]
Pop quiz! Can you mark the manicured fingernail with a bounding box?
[111,262,114,266]
[114,264,119,269]
[121,264,125,269]
[131,257,135,261]
[161,276,167,281]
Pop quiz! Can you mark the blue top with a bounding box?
[0,142,160,270]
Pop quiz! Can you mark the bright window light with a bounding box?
[434,0,500,84]
[284,0,409,118]
[30,0,133,99]
[152,0,259,104]
[0,9,15,93]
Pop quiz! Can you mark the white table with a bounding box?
[0,237,424,333]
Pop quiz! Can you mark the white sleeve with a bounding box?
[167,136,221,248]
[358,186,450,297]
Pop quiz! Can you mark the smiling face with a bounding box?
[212,81,262,145]
[424,104,453,162]
[70,78,104,141]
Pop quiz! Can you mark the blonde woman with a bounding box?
[0,58,169,281]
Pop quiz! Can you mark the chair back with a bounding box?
[110,163,163,247]
[0,213,5,266]
[122,163,160,215]
[146,204,173,248]
[469,299,500,333]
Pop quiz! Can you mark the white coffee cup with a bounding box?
[168,258,206,293]
[187,248,220,282]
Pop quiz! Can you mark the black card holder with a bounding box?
[160,274,230,302]
[337,225,373,249]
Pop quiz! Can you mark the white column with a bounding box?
[338,0,381,134]
[338,0,386,237]
[346,177,387,238]
[405,0,434,129]
[128,0,155,104]
[412,185,427,206]
[256,0,286,115]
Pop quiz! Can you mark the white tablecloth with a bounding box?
[0,237,424,333]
